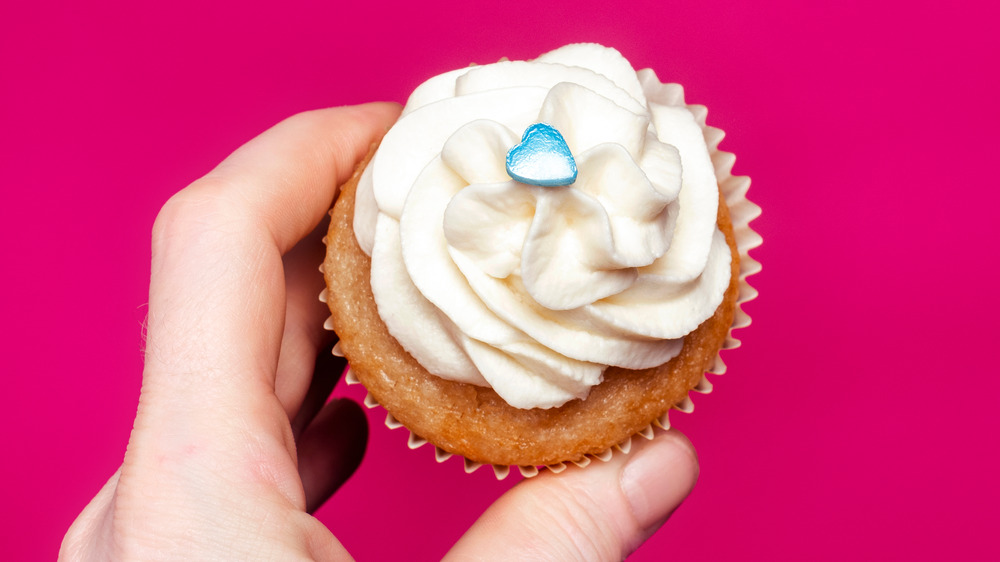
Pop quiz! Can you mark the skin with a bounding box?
[59,103,700,561]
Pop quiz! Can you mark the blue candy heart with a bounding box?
[505,123,577,187]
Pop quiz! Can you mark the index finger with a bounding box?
[193,103,400,254]
[139,103,398,447]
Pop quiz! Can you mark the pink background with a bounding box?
[3,0,998,559]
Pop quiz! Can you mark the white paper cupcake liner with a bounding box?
[318,78,761,480]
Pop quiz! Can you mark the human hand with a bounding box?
[60,104,699,560]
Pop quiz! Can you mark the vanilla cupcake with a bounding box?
[322,44,759,474]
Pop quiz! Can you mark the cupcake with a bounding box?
[322,44,759,475]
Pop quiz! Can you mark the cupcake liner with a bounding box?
[318,80,761,480]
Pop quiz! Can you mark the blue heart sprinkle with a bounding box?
[505,123,577,187]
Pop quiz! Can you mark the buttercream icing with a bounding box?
[352,44,732,409]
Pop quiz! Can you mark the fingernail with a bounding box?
[620,432,699,531]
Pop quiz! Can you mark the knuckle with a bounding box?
[151,178,253,253]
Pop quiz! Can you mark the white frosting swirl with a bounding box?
[353,44,732,409]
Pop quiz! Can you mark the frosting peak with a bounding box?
[353,44,732,409]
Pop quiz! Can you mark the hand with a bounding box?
[60,104,699,560]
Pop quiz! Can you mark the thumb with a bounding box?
[446,429,699,561]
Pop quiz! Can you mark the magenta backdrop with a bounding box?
[3,1,998,560]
